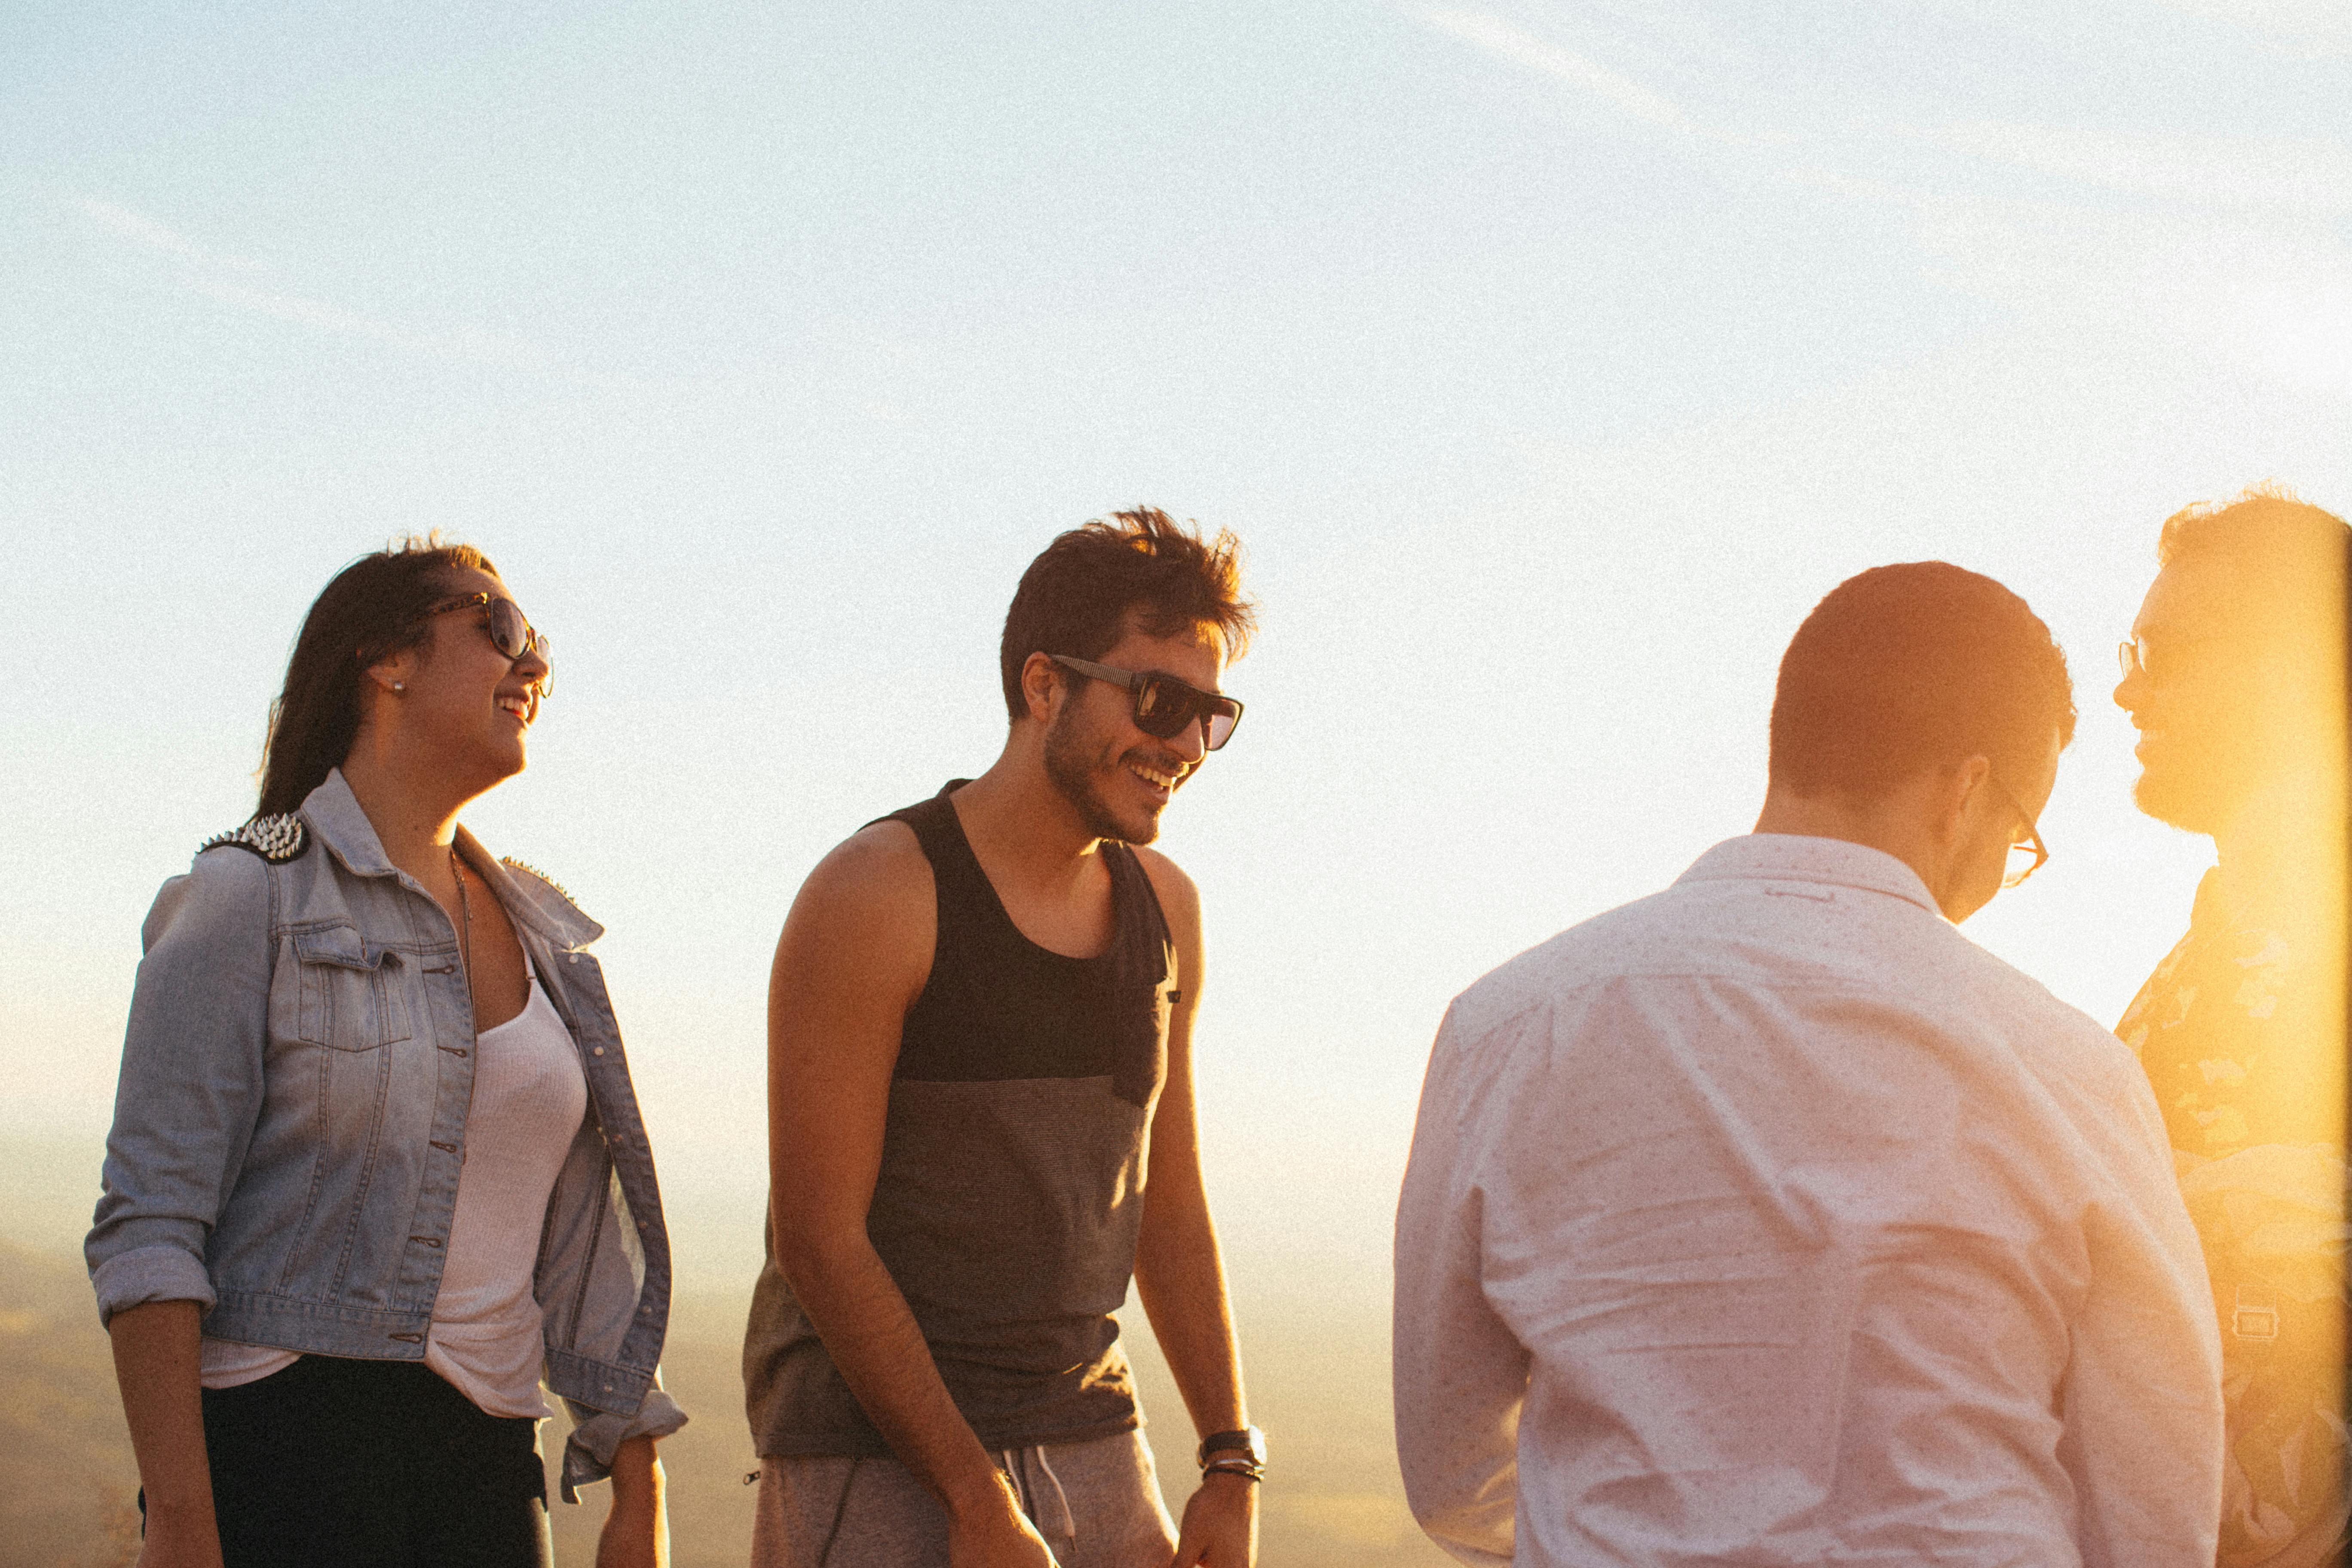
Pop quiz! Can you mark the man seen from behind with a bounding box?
[1394,561,2224,1566]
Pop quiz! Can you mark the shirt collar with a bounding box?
[1674,833,1944,918]
[298,769,602,949]
[300,769,396,877]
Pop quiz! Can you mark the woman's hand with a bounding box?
[595,1436,667,1568]
[133,1512,226,1568]
[109,1303,224,1568]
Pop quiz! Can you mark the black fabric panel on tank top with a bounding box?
[872,783,1171,1108]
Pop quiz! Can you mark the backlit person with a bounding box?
[2113,487,2350,1568]
[1395,562,2223,1567]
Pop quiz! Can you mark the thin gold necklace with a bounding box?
[450,845,475,1012]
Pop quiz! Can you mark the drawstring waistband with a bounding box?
[1001,1445,1077,1544]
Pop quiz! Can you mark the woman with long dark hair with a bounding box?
[89,539,682,1567]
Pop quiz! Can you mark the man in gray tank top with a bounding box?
[745,508,1265,1568]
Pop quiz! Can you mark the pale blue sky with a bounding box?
[5,0,2348,1288]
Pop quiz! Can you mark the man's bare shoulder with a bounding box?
[1127,842,1200,922]
[790,819,935,936]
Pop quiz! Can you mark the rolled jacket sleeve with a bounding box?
[86,850,273,1324]
[560,1378,688,1501]
[544,1153,688,1502]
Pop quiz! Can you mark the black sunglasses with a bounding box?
[1050,655,1243,751]
[416,593,554,697]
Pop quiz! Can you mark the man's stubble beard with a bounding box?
[2132,734,2262,838]
[2132,768,2221,836]
[1044,707,1160,846]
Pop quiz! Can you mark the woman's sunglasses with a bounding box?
[416,592,554,697]
[1050,655,1243,751]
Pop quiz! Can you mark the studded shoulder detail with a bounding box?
[500,857,575,903]
[199,814,309,864]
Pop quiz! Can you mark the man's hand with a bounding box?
[945,1480,1061,1568]
[595,1436,668,1568]
[1170,1472,1258,1567]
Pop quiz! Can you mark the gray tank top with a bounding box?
[743,783,1175,1456]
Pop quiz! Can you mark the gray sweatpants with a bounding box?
[749,1428,1180,1568]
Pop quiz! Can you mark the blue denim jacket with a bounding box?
[87,771,686,1498]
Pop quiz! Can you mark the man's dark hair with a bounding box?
[255,536,497,818]
[2156,484,2351,745]
[999,507,1257,721]
[2156,484,2349,607]
[1769,561,2076,799]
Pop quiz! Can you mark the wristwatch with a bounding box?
[1197,1426,1267,1470]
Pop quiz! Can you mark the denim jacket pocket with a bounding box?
[283,925,414,1051]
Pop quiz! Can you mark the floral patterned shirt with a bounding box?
[2116,864,2348,1568]
[2119,868,2339,1158]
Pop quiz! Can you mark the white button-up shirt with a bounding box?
[1394,834,2222,1568]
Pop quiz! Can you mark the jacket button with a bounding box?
[593,1047,605,1056]
[603,1384,613,1393]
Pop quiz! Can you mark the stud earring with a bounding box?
[392,682,405,692]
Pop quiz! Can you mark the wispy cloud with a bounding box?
[1407,8,2350,399]
[74,196,266,273]
[69,194,605,380]
[1415,8,1687,130]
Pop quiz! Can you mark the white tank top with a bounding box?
[201,963,588,1415]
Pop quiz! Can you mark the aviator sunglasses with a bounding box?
[414,592,554,697]
[1050,655,1243,751]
